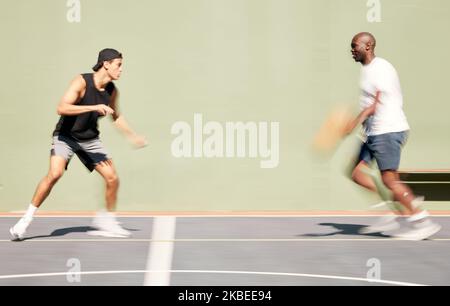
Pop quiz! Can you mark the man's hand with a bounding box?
[128,134,148,149]
[345,93,380,135]
[95,104,115,116]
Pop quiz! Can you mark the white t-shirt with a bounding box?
[359,57,410,136]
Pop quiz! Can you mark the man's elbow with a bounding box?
[57,105,65,116]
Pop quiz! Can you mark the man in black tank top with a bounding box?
[10,49,147,240]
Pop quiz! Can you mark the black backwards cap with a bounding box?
[92,48,122,72]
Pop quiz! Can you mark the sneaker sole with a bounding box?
[395,224,442,241]
[87,230,130,238]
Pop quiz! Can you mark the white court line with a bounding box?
[0,270,426,286]
[2,238,450,242]
[143,217,177,286]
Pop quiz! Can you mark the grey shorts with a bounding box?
[358,131,409,171]
[51,135,111,172]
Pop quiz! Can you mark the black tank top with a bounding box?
[53,73,115,141]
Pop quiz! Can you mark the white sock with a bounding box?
[96,210,115,220]
[411,196,425,209]
[23,204,38,220]
[106,212,117,220]
[408,210,429,223]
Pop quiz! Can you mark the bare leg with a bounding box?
[31,156,67,208]
[352,161,403,217]
[352,161,378,192]
[10,156,67,240]
[90,160,130,237]
[381,170,442,240]
[95,160,120,212]
[381,170,420,215]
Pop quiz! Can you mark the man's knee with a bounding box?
[105,174,119,187]
[352,166,367,185]
[351,169,360,183]
[48,170,64,184]
[381,172,398,189]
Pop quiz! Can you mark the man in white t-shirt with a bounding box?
[346,32,440,240]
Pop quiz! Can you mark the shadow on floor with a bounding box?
[19,226,139,241]
[301,223,391,238]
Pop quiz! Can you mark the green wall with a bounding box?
[1,0,449,212]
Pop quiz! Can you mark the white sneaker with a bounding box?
[394,219,442,241]
[359,213,400,234]
[89,212,131,238]
[9,217,33,241]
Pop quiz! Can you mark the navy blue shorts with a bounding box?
[358,131,409,171]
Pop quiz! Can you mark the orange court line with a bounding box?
[2,210,450,217]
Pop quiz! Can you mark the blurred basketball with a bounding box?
[312,106,353,156]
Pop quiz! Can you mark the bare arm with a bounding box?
[345,91,381,134]
[56,75,114,116]
[109,89,148,148]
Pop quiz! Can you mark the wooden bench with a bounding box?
[399,170,450,201]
